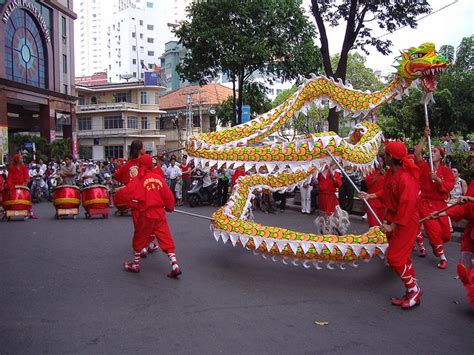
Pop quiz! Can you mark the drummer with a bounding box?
[6,153,36,219]
[59,155,77,185]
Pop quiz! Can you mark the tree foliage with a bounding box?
[310,0,431,132]
[11,134,70,163]
[175,0,321,126]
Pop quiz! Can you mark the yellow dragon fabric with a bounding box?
[185,43,447,269]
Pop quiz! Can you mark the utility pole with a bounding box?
[181,90,204,140]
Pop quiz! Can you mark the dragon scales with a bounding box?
[185,43,448,269]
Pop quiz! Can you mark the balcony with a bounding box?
[77,102,163,113]
[77,128,164,138]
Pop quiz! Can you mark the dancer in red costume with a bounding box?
[360,141,422,309]
[113,140,159,256]
[415,128,455,269]
[317,167,342,215]
[364,156,386,227]
[115,154,181,277]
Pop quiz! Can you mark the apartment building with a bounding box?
[76,80,167,160]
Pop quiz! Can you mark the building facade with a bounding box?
[159,40,187,92]
[0,0,77,163]
[158,83,233,151]
[76,80,167,160]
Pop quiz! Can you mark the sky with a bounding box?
[302,0,474,75]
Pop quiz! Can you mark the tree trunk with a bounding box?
[237,70,244,125]
[328,108,339,133]
[231,77,237,126]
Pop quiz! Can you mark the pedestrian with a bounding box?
[179,155,192,202]
[165,157,182,197]
[448,167,468,204]
[360,141,422,309]
[215,166,230,206]
[115,154,182,278]
[300,176,314,215]
[414,127,455,269]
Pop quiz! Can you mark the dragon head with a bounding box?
[396,42,448,92]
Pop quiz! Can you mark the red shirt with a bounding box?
[6,164,29,189]
[113,158,139,185]
[180,163,192,180]
[115,170,175,218]
[377,167,419,226]
[151,166,165,178]
[365,169,385,209]
[417,160,455,201]
[317,171,342,194]
[231,168,246,187]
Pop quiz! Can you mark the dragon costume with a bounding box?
[185,43,447,269]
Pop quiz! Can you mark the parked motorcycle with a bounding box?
[187,174,218,207]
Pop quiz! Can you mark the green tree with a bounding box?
[310,0,431,133]
[215,81,271,127]
[175,0,321,126]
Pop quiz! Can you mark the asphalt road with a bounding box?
[0,202,473,354]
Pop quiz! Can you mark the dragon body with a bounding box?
[185,43,447,269]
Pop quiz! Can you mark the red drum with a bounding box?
[2,185,32,212]
[112,186,129,213]
[53,185,81,210]
[82,185,110,211]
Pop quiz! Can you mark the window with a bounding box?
[131,32,136,38]
[79,146,93,160]
[156,117,164,130]
[146,2,153,8]
[78,95,85,105]
[154,92,160,104]
[132,59,136,65]
[78,117,92,130]
[132,72,137,77]
[127,116,138,129]
[139,20,143,26]
[141,117,149,129]
[147,51,154,56]
[147,38,154,43]
[140,91,149,104]
[63,84,68,94]
[147,24,154,30]
[61,16,67,37]
[140,47,144,53]
[104,116,123,129]
[132,45,136,51]
[62,55,67,73]
[104,145,124,158]
[140,33,143,39]
[114,92,131,102]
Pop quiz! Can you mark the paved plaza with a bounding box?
[0,203,473,354]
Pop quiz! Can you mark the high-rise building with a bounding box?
[74,0,106,77]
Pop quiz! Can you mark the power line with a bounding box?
[375,0,459,40]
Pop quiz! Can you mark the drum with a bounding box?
[81,184,109,211]
[2,185,32,211]
[53,185,81,210]
[112,186,129,212]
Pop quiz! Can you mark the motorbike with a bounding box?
[187,174,218,207]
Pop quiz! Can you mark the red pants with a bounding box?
[318,193,338,214]
[132,214,175,254]
[461,224,474,253]
[420,199,451,245]
[366,202,384,227]
[385,216,419,268]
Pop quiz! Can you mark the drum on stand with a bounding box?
[2,185,32,221]
[52,185,80,219]
[81,184,110,219]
